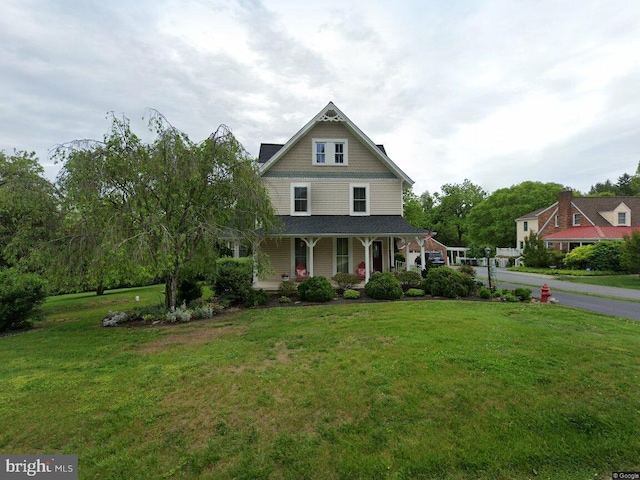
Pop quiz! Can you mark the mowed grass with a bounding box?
[557,274,640,290]
[2,289,640,479]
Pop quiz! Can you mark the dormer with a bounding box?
[599,202,631,226]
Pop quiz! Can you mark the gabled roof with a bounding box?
[258,102,414,187]
[572,196,640,226]
[516,203,557,221]
[543,225,640,241]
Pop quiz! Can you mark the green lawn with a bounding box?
[556,274,640,290]
[2,289,640,479]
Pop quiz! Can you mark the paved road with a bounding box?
[474,268,640,321]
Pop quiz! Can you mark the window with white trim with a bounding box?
[312,139,348,165]
[523,221,528,231]
[554,215,558,227]
[291,183,310,216]
[573,213,581,226]
[350,183,369,216]
[336,238,349,273]
[618,212,627,225]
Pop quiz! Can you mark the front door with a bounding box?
[372,240,383,272]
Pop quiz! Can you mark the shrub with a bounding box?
[298,276,336,302]
[166,303,192,323]
[343,289,360,299]
[395,270,423,291]
[191,303,223,319]
[564,245,595,270]
[622,231,640,274]
[513,288,532,302]
[278,280,298,297]
[406,288,425,297]
[279,296,292,303]
[479,287,491,299]
[590,240,624,272]
[421,268,472,298]
[244,288,270,308]
[177,277,203,306]
[457,264,476,278]
[102,311,130,327]
[332,272,360,290]
[365,272,403,300]
[214,258,253,305]
[503,293,519,302]
[0,269,47,332]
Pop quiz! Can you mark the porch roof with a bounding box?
[270,215,429,237]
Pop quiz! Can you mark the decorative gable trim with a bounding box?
[258,102,414,187]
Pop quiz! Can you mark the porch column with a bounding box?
[389,237,394,271]
[415,236,426,271]
[356,237,373,282]
[302,237,319,277]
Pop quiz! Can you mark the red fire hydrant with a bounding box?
[540,283,552,303]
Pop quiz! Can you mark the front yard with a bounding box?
[1,286,639,479]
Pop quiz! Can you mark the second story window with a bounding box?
[313,139,348,165]
[618,212,627,225]
[291,183,310,216]
[523,221,528,231]
[350,183,369,216]
[573,213,581,226]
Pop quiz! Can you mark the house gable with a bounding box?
[259,102,413,188]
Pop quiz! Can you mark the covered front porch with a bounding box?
[256,215,430,286]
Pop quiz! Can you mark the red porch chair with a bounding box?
[355,261,366,280]
[295,264,310,281]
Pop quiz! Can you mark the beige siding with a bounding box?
[262,178,403,216]
[269,123,391,174]
[312,238,334,278]
[261,238,291,281]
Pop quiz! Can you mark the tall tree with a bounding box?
[0,150,60,272]
[403,188,428,228]
[428,179,486,246]
[467,181,565,248]
[55,111,277,308]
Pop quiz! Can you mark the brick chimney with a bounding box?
[557,189,573,230]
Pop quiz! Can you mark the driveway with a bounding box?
[474,268,640,321]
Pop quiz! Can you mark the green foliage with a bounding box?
[479,286,492,299]
[0,150,61,272]
[331,272,360,290]
[457,264,476,277]
[405,288,426,297]
[395,270,423,291]
[54,112,277,309]
[214,258,253,305]
[588,241,624,272]
[244,289,270,308]
[343,289,361,299]
[503,293,519,302]
[297,276,336,302]
[278,280,298,297]
[422,267,473,298]
[0,268,47,331]
[467,181,565,247]
[548,249,566,268]
[622,231,640,274]
[522,232,552,268]
[564,245,595,270]
[278,296,292,303]
[364,272,403,300]
[513,288,532,302]
[177,277,203,306]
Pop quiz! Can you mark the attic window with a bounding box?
[313,139,348,165]
[319,109,344,122]
[618,212,627,225]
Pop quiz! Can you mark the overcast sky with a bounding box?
[2,0,640,195]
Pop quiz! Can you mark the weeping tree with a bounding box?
[54,111,277,308]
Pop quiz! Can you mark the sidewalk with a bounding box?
[474,268,640,302]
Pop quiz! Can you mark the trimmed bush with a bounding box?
[214,258,253,305]
[278,296,292,303]
[177,277,203,306]
[503,293,519,303]
[395,270,423,291]
[513,288,532,302]
[343,289,360,299]
[406,288,425,297]
[564,245,594,270]
[298,276,336,302]
[278,280,298,298]
[0,269,47,332]
[421,268,472,298]
[365,272,403,300]
[244,288,270,308]
[479,287,491,299]
[457,264,476,278]
[332,272,360,290]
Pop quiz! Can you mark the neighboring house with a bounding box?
[398,236,449,267]
[515,190,640,251]
[256,102,429,283]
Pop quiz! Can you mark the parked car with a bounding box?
[415,251,446,268]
